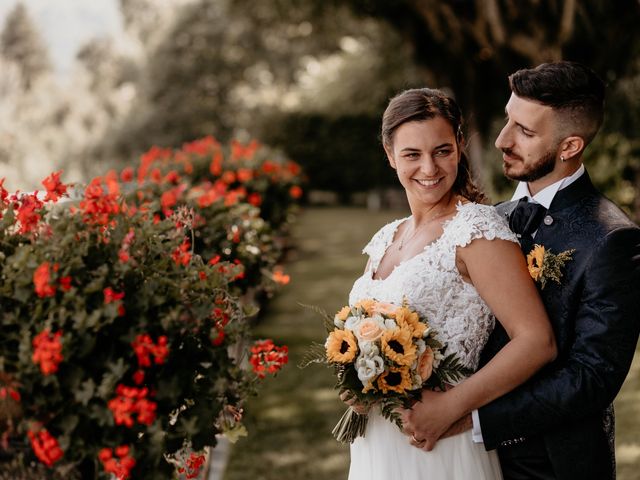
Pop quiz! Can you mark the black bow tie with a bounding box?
[509,198,547,237]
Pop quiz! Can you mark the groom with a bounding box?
[404,61,640,479]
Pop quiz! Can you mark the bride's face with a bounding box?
[385,117,459,208]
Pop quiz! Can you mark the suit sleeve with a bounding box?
[478,227,640,450]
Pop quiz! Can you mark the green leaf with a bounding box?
[97,358,128,398]
[74,378,96,406]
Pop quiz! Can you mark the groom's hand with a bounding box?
[400,389,466,451]
[441,413,472,438]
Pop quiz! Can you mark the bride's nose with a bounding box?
[419,156,438,176]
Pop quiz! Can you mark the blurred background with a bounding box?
[1,0,639,216]
[1,1,639,478]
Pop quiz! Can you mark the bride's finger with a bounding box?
[340,390,355,405]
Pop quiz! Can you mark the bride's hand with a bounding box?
[339,390,370,415]
[399,389,463,451]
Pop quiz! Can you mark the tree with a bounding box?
[104,0,419,161]
[337,0,640,131]
[0,2,50,90]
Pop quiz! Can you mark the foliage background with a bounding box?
[2,0,639,218]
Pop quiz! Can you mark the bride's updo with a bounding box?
[381,88,487,204]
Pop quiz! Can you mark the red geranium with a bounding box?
[27,428,63,467]
[33,262,56,298]
[249,339,289,378]
[42,171,69,202]
[32,330,63,375]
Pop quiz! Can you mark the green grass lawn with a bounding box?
[222,206,640,480]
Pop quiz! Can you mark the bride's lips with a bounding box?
[413,178,442,188]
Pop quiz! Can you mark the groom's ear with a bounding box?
[384,145,397,169]
[560,136,585,160]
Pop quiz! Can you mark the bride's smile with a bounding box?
[384,117,460,214]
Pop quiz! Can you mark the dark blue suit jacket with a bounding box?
[478,171,640,479]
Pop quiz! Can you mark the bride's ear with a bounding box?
[384,145,397,169]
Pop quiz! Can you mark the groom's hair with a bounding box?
[509,61,605,145]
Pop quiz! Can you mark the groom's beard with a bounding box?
[503,149,557,183]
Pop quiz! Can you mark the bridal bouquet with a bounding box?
[304,299,470,443]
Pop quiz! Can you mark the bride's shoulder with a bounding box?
[362,216,408,255]
[446,201,516,247]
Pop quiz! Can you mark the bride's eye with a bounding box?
[434,149,452,157]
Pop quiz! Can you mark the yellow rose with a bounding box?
[358,319,384,342]
[417,347,434,382]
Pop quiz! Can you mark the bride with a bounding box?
[344,88,556,480]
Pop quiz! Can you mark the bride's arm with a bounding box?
[402,237,556,449]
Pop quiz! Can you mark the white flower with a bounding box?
[410,371,422,389]
[344,315,362,331]
[355,353,384,385]
[359,341,380,357]
[384,318,397,330]
[433,350,445,368]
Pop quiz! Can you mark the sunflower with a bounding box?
[527,244,545,281]
[381,328,417,366]
[377,366,412,394]
[326,329,358,363]
[395,307,428,338]
[335,305,352,322]
[354,299,376,316]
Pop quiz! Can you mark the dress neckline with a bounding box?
[370,201,470,282]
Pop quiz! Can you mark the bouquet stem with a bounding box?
[332,407,368,444]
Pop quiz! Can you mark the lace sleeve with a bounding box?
[449,203,518,248]
[362,218,405,271]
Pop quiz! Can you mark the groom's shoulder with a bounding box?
[586,192,639,232]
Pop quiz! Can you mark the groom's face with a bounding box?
[495,94,562,184]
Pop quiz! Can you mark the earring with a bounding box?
[561,155,566,163]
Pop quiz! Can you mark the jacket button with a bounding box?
[543,215,553,226]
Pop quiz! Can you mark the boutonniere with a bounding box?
[527,244,575,289]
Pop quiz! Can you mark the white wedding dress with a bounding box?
[348,202,517,480]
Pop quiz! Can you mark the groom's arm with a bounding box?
[478,227,640,450]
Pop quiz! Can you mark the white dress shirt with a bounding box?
[470,164,586,444]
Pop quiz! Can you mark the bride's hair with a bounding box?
[381,88,487,204]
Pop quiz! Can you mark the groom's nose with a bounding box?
[495,124,511,150]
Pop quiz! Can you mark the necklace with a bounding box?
[398,200,455,250]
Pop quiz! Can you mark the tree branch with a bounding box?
[558,0,576,43]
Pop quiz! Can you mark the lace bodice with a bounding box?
[348,202,518,376]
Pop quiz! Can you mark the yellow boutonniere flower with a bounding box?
[526,244,575,289]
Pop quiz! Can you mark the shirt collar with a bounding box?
[510,164,586,209]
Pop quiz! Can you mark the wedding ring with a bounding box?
[411,434,425,444]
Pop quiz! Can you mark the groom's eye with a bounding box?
[520,126,533,137]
